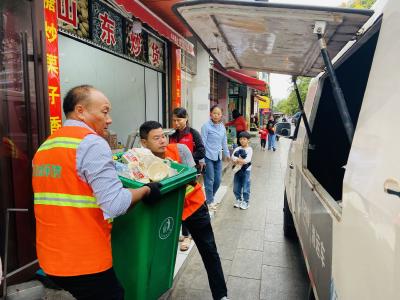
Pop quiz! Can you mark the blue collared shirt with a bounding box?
[64,120,131,220]
[201,119,229,161]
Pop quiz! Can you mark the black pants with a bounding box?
[47,268,124,300]
[260,138,266,148]
[182,222,190,237]
[183,204,227,300]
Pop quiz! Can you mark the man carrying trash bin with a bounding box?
[139,121,229,300]
[32,85,162,300]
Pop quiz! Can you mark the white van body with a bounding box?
[175,0,400,299]
[284,1,400,299]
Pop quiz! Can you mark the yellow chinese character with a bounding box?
[44,0,56,13]
[50,116,62,134]
[45,21,57,43]
[48,86,60,105]
[47,54,59,76]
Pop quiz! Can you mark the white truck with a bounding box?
[174,1,400,299]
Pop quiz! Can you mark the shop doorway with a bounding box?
[1,0,47,289]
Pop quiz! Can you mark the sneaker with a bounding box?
[220,297,230,300]
[234,199,241,208]
[273,147,276,151]
[240,202,249,210]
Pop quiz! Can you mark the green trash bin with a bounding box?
[111,161,197,300]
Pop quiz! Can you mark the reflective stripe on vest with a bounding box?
[34,192,98,208]
[37,137,82,152]
[186,185,194,195]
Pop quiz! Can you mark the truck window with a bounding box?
[307,20,381,202]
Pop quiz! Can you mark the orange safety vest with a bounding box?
[32,126,112,276]
[165,144,205,220]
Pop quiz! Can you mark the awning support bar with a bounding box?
[316,28,354,143]
[292,76,313,144]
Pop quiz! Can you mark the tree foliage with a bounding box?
[274,77,311,116]
[340,0,375,9]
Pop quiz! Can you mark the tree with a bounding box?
[274,77,311,116]
[340,0,375,9]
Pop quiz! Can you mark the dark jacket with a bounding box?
[169,127,205,165]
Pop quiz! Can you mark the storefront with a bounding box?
[0,0,194,290]
[212,65,267,124]
[256,95,272,126]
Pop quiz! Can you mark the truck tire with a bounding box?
[283,190,297,238]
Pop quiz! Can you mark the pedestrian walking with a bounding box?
[267,116,277,151]
[170,107,206,251]
[139,121,229,300]
[32,85,162,299]
[231,131,253,210]
[225,109,247,145]
[259,124,268,151]
[201,105,230,211]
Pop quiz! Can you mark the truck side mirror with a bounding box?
[275,122,291,137]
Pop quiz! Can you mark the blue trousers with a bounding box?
[268,133,276,150]
[204,157,222,204]
[233,170,251,203]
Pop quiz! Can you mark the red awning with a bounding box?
[115,0,194,56]
[213,65,267,92]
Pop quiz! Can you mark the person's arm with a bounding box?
[222,128,230,159]
[201,123,208,146]
[225,119,234,126]
[190,128,205,162]
[243,147,253,164]
[78,136,152,219]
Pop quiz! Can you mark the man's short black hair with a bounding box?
[139,121,163,140]
[63,85,94,117]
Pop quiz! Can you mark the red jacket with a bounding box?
[259,129,268,140]
[225,116,247,132]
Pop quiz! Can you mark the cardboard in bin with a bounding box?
[112,160,196,300]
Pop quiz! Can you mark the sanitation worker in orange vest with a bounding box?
[139,121,229,300]
[32,85,162,300]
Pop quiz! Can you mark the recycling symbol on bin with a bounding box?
[159,217,174,240]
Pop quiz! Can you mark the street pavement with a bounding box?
[169,138,310,300]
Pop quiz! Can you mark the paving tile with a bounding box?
[230,249,263,279]
[171,140,308,299]
[266,209,283,225]
[176,254,232,291]
[226,276,260,300]
[237,229,264,251]
[169,287,213,300]
[214,227,241,260]
[260,265,308,300]
[262,241,293,268]
[264,224,285,242]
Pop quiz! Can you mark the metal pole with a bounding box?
[317,33,354,144]
[292,76,313,143]
[3,208,29,299]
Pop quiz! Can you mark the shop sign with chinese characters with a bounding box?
[57,0,89,38]
[148,36,164,70]
[44,0,63,134]
[91,0,123,53]
[125,19,147,61]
